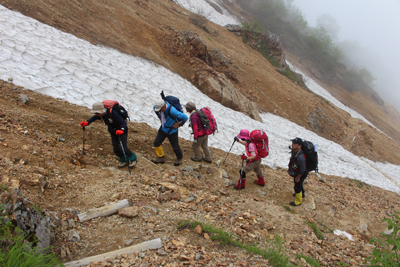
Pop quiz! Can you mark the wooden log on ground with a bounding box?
[78,199,130,222]
[65,238,162,267]
[138,154,163,169]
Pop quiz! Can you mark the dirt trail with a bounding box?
[1,81,400,266]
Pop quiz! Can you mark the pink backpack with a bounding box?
[197,107,217,135]
[247,130,269,158]
[102,100,129,121]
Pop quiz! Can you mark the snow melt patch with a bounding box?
[334,230,354,241]
[173,0,240,26]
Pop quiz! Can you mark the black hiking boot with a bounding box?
[151,156,165,164]
[174,158,182,166]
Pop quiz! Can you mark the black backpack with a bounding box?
[301,140,318,172]
[102,100,130,121]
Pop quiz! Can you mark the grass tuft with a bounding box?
[349,178,369,189]
[305,221,325,240]
[178,219,292,267]
[296,254,322,267]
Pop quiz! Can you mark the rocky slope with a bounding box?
[1,81,400,266]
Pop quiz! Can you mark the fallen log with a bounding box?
[65,238,162,267]
[78,199,130,222]
[138,155,163,169]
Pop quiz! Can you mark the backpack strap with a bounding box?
[106,107,113,117]
[189,109,199,126]
[245,141,260,161]
[164,104,177,121]
[163,104,178,135]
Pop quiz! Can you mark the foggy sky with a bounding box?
[293,0,400,112]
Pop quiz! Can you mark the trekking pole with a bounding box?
[223,140,236,164]
[82,127,86,155]
[119,137,132,175]
[239,159,244,196]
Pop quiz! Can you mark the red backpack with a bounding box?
[196,107,217,135]
[102,100,129,121]
[247,130,269,158]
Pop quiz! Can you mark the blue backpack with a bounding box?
[160,91,183,114]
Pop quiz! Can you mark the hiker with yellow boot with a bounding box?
[288,137,308,206]
[152,99,188,166]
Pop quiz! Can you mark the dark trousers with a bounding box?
[111,130,132,158]
[154,129,182,159]
[294,172,308,195]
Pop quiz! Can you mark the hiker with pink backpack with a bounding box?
[79,101,137,169]
[184,101,217,163]
[233,129,269,190]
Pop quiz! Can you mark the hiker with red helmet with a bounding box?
[79,102,137,168]
[233,129,266,190]
[184,101,212,163]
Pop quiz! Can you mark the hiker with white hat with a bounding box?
[152,99,188,166]
[80,102,137,168]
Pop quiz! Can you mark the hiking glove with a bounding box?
[193,139,197,143]
[241,155,247,160]
[234,136,239,142]
[80,121,89,127]
[115,130,124,135]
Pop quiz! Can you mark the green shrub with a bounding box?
[365,211,400,266]
[0,229,63,267]
[0,204,63,266]
[241,18,265,33]
[277,66,306,88]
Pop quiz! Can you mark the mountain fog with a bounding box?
[293,0,400,112]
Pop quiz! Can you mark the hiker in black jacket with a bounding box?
[288,137,308,206]
[80,102,137,168]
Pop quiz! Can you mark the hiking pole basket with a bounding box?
[82,127,86,155]
[119,137,132,175]
[223,140,236,164]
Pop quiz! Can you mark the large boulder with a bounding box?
[190,58,262,121]
[262,31,286,68]
[171,31,213,66]
[169,31,262,121]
